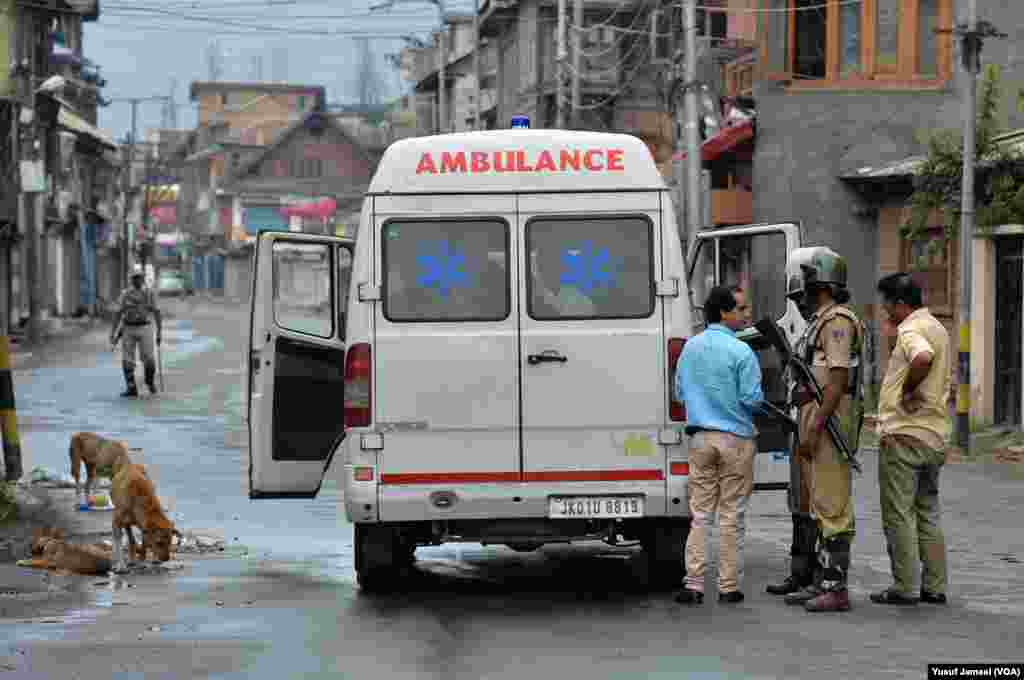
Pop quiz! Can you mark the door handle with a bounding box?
[528,350,568,365]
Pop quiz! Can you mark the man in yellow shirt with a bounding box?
[872,273,950,606]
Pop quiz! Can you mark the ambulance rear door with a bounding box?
[689,222,805,490]
[517,192,667,505]
[248,231,353,499]
[372,195,520,515]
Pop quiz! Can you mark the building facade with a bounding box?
[747,0,1024,424]
[0,0,117,335]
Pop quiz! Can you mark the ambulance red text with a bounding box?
[414,148,626,175]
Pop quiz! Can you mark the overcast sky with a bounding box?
[84,0,472,141]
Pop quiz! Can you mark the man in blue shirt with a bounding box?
[674,285,763,605]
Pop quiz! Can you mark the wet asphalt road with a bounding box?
[1,296,1022,679]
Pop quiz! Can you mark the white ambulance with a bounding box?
[246,124,805,591]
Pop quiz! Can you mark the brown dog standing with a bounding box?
[110,462,182,571]
[69,432,134,507]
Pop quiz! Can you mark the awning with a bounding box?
[58,107,117,150]
[279,197,337,220]
[673,119,755,163]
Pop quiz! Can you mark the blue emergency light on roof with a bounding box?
[510,115,530,129]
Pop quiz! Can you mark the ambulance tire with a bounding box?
[643,519,690,589]
[354,523,400,594]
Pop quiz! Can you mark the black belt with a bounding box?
[124,321,150,326]
[686,426,719,436]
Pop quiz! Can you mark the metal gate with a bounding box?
[994,238,1023,426]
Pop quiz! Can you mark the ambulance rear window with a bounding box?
[526,215,654,320]
[382,219,510,322]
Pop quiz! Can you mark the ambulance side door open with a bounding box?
[248,231,353,499]
[688,223,805,490]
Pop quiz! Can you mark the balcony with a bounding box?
[711,188,752,225]
[724,60,755,98]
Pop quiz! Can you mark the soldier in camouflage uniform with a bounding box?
[111,265,162,397]
[773,247,866,613]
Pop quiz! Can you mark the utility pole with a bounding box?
[125,99,138,290]
[15,68,44,348]
[557,0,567,128]
[950,4,1005,453]
[109,96,171,290]
[571,0,583,128]
[683,0,702,257]
[473,0,481,130]
[438,27,448,133]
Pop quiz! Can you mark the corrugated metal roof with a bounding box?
[841,156,926,180]
[843,128,1024,181]
[57,107,117,150]
[994,128,1024,153]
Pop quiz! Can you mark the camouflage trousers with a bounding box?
[797,405,856,542]
[879,433,948,596]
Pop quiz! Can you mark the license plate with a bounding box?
[548,496,644,519]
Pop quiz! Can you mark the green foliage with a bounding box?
[902,65,1024,263]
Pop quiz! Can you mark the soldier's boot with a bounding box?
[121,363,139,398]
[144,361,158,394]
[805,537,852,612]
[767,515,817,595]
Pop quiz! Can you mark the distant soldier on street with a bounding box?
[111,264,162,397]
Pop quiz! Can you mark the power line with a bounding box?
[104,0,308,8]
[104,6,454,21]
[95,19,436,38]
[671,0,862,12]
[101,8,421,33]
[574,0,657,60]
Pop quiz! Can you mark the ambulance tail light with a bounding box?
[344,343,372,428]
[668,337,687,422]
[670,461,690,476]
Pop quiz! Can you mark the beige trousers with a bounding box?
[121,325,156,366]
[684,430,756,594]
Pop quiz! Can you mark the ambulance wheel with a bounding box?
[642,519,690,589]
[354,523,399,594]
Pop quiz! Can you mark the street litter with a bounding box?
[78,493,115,512]
[28,466,78,489]
[176,532,226,554]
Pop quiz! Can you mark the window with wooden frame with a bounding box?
[758,0,953,89]
[901,228,953,315]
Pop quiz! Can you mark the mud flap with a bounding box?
[355,524,399,593]
[643,518,691,589]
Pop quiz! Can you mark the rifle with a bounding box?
[754,316,862,474]
[111,320,123,350]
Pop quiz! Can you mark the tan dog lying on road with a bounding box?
[16,527,113,575]
[110,462,182,571]
[69,432,135,507]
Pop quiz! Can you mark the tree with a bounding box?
[903,65,1024,261]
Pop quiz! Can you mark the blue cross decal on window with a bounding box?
[560,241,617,293]
[416,240,469,299]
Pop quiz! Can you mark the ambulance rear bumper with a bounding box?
[343,474,690,524]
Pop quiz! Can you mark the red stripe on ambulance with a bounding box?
[380,469,663,485]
